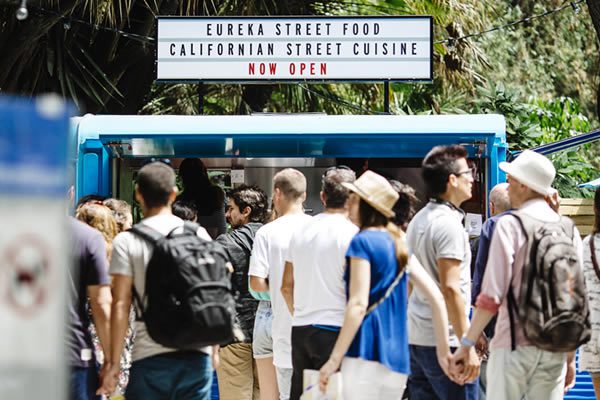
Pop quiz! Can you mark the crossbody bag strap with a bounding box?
[590,236,600,281]
[366,268,405,315]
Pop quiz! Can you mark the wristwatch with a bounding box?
[460,335,476,348]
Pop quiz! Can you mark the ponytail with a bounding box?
[386,222,409,272]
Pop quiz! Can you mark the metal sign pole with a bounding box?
[384,81,390,113]
[198,83,204,115]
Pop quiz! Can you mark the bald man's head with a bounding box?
[490,182,510,216]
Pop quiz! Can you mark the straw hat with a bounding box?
[499,150,556,196]
[342,170,399,218]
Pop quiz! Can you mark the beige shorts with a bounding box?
[216,343,260,400]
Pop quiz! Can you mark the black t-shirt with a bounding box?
[68,218,109,367]
[216,222,262,343]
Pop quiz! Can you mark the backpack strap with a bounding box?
[590,236,600,282]
[128,223,165,320]
[183,221,202,235]
[129,223,164,244]
[505,211,530,352]
[506,284,518,351]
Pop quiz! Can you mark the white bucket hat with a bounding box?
[499,150,556,196]
[342,170,399,218]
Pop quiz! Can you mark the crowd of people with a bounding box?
[66,149,600,400]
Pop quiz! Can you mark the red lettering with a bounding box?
[289,63,296,75]
[248,63,255,75]
[300,62,306,75]
[320,63,327,75]
[310,63,315,75]
[259,63,266,75]
[269,63,277,74]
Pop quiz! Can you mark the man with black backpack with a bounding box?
[452,150,589,400]
[98,161,233,400]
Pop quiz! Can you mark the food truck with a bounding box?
[71,113,507,221]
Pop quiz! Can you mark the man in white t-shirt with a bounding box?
[98,162,214,400]
[249,168,312,400]
[280,166,358,400]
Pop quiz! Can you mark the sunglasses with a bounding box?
[322,165,353,178]
[454,165,477,178]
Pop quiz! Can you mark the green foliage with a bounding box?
[472,82,598,198]
[527,97,597,199]
[476,2,600,121]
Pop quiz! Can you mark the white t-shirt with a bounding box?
[110,214,212,362]
[248,212,312,368]
[286,213,358,327]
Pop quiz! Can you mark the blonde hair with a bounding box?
[386,222,409,272]
[76,203,119,260]
[103,198,133,232]
[273,168,306,200]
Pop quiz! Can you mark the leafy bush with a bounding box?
[473,83,597,198]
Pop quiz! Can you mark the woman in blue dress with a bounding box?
[318,171,454,399]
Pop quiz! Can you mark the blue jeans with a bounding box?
[70,366,99,400]
[408,345,479,400]
[126,351,213,400]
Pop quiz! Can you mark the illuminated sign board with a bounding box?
[156,16,432,82]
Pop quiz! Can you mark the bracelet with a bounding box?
[460,335,476,348]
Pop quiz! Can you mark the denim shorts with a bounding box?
[252,301,273,359]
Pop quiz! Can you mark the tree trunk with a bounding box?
[586,0,600,118]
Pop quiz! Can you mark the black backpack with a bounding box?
[507,211,590,352]
[130,221,236,349]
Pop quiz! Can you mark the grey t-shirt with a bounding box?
[110,214,212,362]
[405,201,471,347]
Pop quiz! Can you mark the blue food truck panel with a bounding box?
[72,114,506,200]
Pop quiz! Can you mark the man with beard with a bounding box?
[216,185,269,400]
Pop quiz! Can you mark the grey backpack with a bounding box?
[507,211,590,352]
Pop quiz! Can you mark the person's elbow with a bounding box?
[280,283,293,299]
[439,280,461,300]
[249,276,268,292]
[347,296,368,317]
[429,286,446,307]
[89,286,112,313]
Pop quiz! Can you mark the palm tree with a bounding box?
[0,0,491,115]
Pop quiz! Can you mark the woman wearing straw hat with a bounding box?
[318,171,455,399]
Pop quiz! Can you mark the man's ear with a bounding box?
[168,187,178,204]
[448,174,458,189]
[134,185,144,207]
[319,191,326,206]
[242,206,252,218]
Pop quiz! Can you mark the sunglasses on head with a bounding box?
[322,165,353,178]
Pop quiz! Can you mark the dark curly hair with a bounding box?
[229,185,269,223]
[389,180,419,231]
